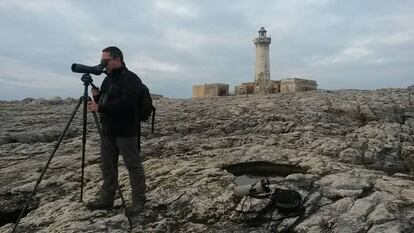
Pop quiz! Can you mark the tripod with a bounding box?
[12,73,133,232]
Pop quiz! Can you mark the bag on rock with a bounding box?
[272,188,304,214]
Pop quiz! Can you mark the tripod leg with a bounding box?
[80,95,88,202]
[91,112,134,230]
[12,97,83,233]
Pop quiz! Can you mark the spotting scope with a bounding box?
[71,61,105,75]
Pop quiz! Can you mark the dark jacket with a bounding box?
[94,65,142,137]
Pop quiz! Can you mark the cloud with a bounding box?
[380,33,414,45]
[0,57,78,89]
[129,56,182,75]
[0,0,88,20]
[308,29,414,67]
[310,44,373,66]
[0,0,414,99]
[153,0,197,18]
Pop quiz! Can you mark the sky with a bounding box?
[0,0,413,100]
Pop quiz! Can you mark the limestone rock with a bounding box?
[1,89,414,232]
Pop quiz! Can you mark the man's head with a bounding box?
[101,46,124,73]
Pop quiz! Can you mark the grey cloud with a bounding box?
[0,0,413,100]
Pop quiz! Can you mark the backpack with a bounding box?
[137,82,156,126]
[136,80,156,152]
[244,187,305,227]
[272,188,304,214]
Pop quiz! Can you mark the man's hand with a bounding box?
[91,87,100,97]
[87,100,99,112]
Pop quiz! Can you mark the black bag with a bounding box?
[136,80,156,152]
[272,188,304,214]
[244,187,306,227]
[137,82,156,125]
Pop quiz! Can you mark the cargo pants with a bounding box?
[100,136,146,204]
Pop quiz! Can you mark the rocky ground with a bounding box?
[0,89,413,233]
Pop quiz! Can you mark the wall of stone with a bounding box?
[235,82,255,95]
[197,79,316,97]
[193,85,205,98]
[280,78,317,93]
[253,79,280,94]
[270,80,281,93]
[193,84,229,98]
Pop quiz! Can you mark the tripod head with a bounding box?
[81,73,93,84]
[80,73,98,89]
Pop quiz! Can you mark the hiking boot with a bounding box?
[125,202,145,217]
[86,193,114,210]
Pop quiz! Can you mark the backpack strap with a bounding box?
[138,122,141,153]
[151,106,156,133]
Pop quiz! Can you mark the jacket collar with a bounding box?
[108,65,127,77]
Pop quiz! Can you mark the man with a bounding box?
[87,46,146,216]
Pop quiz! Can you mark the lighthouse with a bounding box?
[253,27,271,94]
[234,27,317,96]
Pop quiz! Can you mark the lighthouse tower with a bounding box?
[253,27,271,94]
